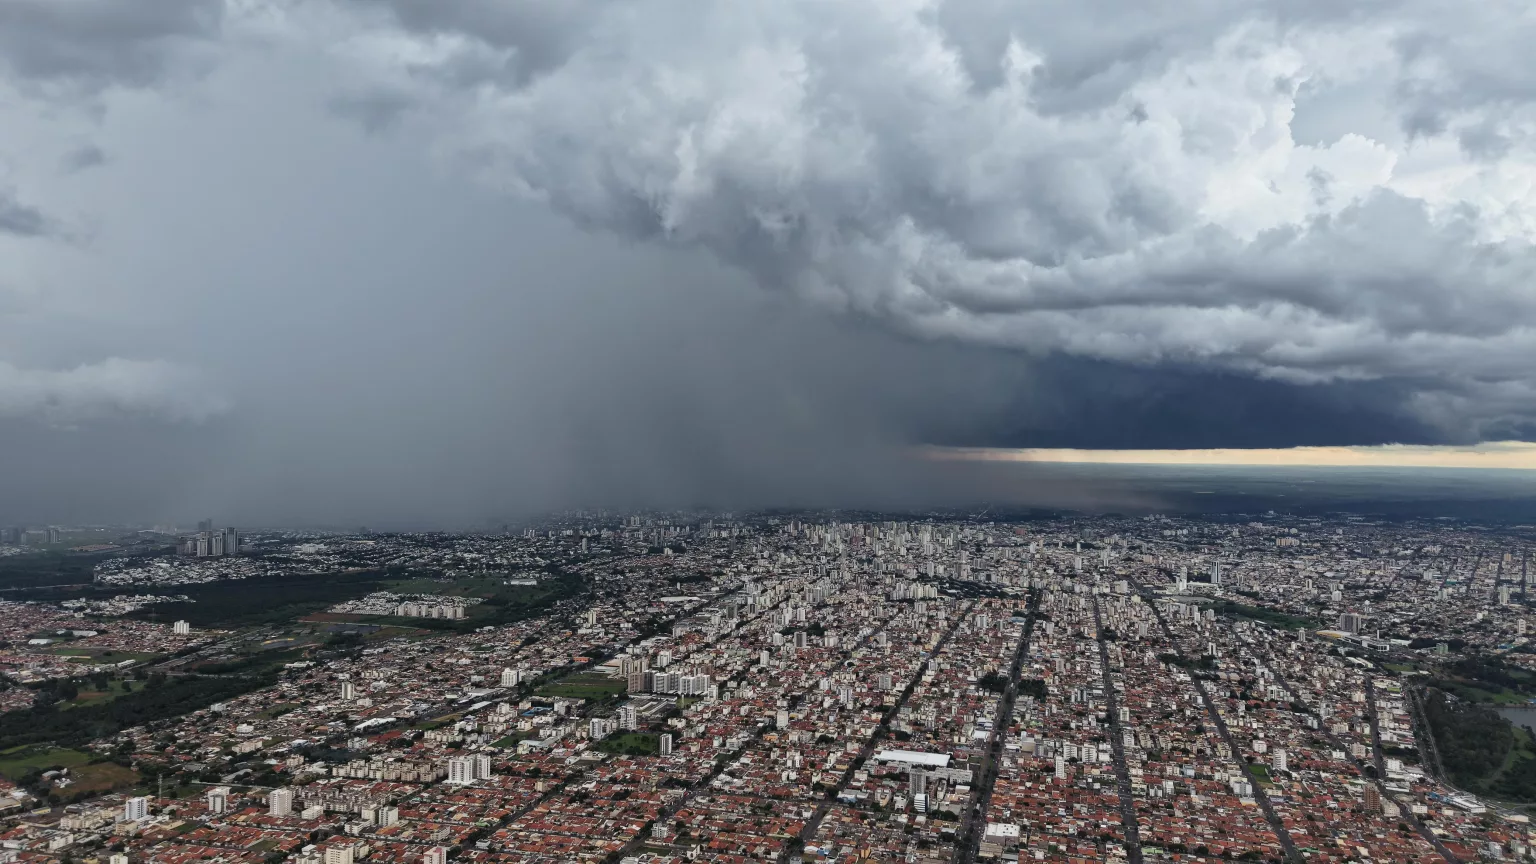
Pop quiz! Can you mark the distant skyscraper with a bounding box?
[269,787,294,816]
[223,527,239,556]
[124,796,148,822]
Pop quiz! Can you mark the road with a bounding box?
[953,592,1039,864]
[1141,589,1304,864]
[1091,596,1144,864]
[795,599,980,858]
[1267,663,1462,863]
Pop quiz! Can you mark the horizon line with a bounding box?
[924,441,1536,471]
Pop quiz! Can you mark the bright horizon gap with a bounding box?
[925,441,1536,470]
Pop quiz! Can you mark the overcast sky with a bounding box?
[1,0,1534,525]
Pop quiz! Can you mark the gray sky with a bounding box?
[1,0,1533,524]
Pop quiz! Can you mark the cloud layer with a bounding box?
[315,0,1536,442]
[1,0,1535,523]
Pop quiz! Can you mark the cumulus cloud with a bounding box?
[0,359,229,425]
[308,0,1536,442]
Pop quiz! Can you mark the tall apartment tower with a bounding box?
[269,787,294,816]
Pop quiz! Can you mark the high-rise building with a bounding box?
[340,681,356,700]
[222,527,239,556]
[1363,784,1382,812]
[124,796,148,822]
[659,733,673,756]
[205,786,230,815]
[1337,612,1365,635]
[472,753,492,780]
[269,788,294,816]
[500,667,522,688]
[447,756,476,785]
[173,620,191,636]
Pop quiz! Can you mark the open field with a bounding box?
[0,746,91,780]
[47,647,161,665]
[536,671,626,700]
[596,732,662,756]
[62,680,146,711]
[69,762,139,796]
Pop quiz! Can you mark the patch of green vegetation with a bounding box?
[0,746,91,780]
[411,713,462,731]
[46,647,160,665]
[536,672,626,700]
[0,551,125,591]
[389,575,582,633]
[1205,600,1317,631]
[1422,687,1536,802]
[125,569,401,628]
[0,672,278,752]
[60,680,145,711]
[69,761,139,795]
[190,647,309,677]
[597,732,661,756]
[1158,653,1216,672]
[1246,763,1273,785]
[493,731,534,748]
[1429,656,1536,705]
[254,702,300,720]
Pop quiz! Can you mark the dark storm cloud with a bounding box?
[4,0,1536,527]
[922,358,1444,451]
[313,0,1536,444]
[0,0,223,89]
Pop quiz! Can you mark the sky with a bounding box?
[1,0,1534,525]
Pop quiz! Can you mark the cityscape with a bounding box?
[5,0,1536,863]
[2,511,1535,863]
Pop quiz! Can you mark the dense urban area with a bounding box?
[2,511,1536,864]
